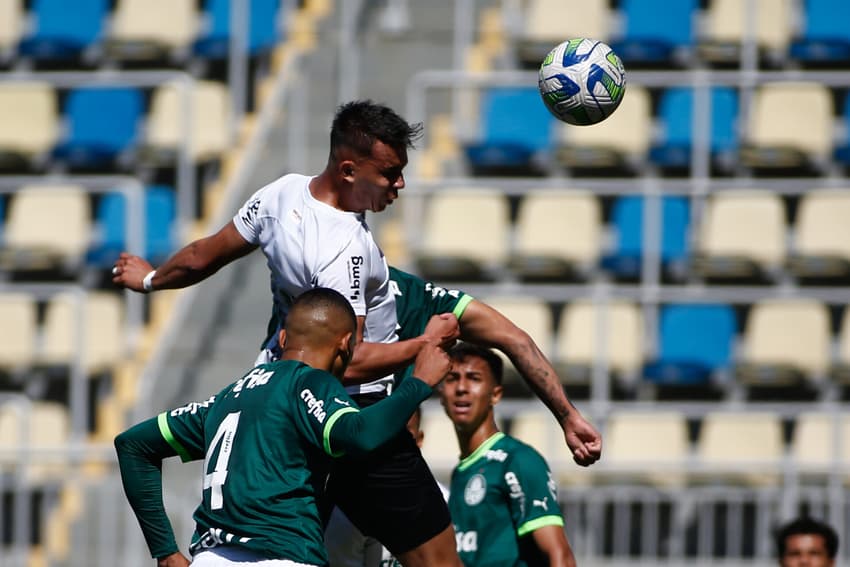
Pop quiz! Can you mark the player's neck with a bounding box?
[281,347,335,374]
[458,417,500,459]
[310,170,356,212]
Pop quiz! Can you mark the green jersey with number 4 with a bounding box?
[449,432,564,566]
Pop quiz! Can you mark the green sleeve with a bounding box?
[327,377,433,456]
[114,417,181,559]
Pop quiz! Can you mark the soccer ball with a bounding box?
[538,38,627,126]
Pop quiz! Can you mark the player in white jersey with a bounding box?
[113,101,463,567]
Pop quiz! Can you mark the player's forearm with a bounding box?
[330,377,432,454]
[505,335,576,425]
[343,338,428,383]
[114,420,180,558]
[149,239,231,290]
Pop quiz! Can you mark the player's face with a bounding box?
[348,140,407,213]
[780,534,834,567]
[440,356,501,433]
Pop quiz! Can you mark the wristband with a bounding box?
[143,270,156,292]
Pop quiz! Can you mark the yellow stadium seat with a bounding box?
[516,0,610,67]
[696,411,783,486]
[0,293,37,371]
[699,0,792,63]
[0,82,59,169]
[602,411,689,487]
[789,190,850,281]
[107,0,197,61]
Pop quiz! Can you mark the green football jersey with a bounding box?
[389,266,473,341]
[160,360,372,564]
[449,432,564,567]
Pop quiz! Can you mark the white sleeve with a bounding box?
[314,238,370,317]
[232,186,268,245]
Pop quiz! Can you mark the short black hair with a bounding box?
[329,100,423,161]
[447,342,503,385]
[291,287,356,333]
[775,516,839,559]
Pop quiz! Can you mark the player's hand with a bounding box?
[156,551,190,567]
[112,252,154,292]
[563,412,602,467]
[412,342,452,388]
[423,313,460,349]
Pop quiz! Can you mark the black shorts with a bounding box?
[326,392,451,555]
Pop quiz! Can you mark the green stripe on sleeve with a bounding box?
[157,413,192,462]
[323,407,359,457]
[517,515,564,537]
[453,294,474,319]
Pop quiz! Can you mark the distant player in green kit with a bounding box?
[442,343,576,567]
[115,287,451,567]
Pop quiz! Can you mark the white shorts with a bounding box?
[191,547,319,567]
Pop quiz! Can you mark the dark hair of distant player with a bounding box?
[447,342,504,386]
[775,516,839,559]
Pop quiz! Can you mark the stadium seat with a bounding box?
[0,293,38,372]
[0,400,70,484]
[555,300,644,389]
[736,299,831,390]
[52,86,143,171]
[602,195,691,281]
[643,303,736,388]
[510,410,593,485]
[741,82,834,171]
[510,190,602,282]
[0,0,23,62]
[516,0,610,68]
[106,0,197,62]
[416,190,510,281]
[791,412,850,479]
[788,190,850,282]
[696,411,783,485]
[480,296,553,391]
[790,0,850,63]
[17,0,106,63]
[88,185,177,267]
[142,80,231,164]
[650,87,739,171]
[693,191,785,282]
[555,85,651,172]
[194,0,282,59]
[40,292,124,374]
[0,82,59,171]
[602,411,689,486]
[464,87,555,176]
[834,92,850,165]
[610,0,697,65]
[0,184,91,273]
[699,0,793,64]
[419,410,459,475]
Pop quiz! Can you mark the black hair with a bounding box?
[775,516,839,559]
[291,287,356,333]
[447,342,504,386]
[329,100,423,161]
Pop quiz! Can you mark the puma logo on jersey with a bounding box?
[533,497,549,511]
[333,397,350,406]
[455,530,478,553]
[300,389,327,423]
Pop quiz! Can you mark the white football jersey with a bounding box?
[233,173,397,394]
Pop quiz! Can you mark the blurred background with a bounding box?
[1,0,850,565]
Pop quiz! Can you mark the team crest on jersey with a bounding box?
[464,474,486,506]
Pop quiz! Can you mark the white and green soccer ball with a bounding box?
[538,38,627,126]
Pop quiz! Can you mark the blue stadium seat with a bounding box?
[602,195,690,280]
[644,303,736,385]
[464,87,555,175]
[194,0,281,58]
[88,186,176,266]
[790,0,850,62]
[611,0,697,64]
[52,87,143,170]
[18,0,106,61]
[835,93,850,164]
[650,87,738,170]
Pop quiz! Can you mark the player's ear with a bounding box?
[278,329,287,349]
[338,159,356,183]
[338,331,355,365]
[491,384,503,406]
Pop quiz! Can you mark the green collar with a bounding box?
[458,431,505,472]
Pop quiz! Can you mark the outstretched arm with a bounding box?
[458,299,602,466]
[112,221,257,292]
[529,525,577,567]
